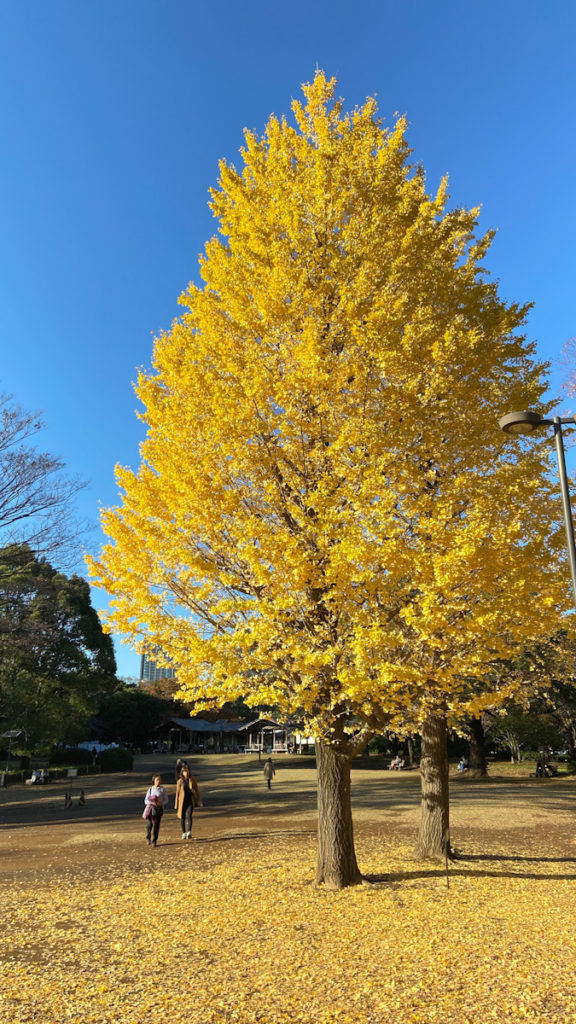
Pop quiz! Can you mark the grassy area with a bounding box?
[480,759,576,778]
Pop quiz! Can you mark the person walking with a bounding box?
[143,773,169,847]
[174,764,202,839]
[263,757,276,790]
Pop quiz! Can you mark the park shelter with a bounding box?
[156,716,295,754]
[157,717,242,753]
[236,718,290,754]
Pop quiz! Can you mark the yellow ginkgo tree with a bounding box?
[89,72,569,888]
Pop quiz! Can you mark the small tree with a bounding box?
[90,73,568,885]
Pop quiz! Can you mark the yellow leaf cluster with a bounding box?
[88,71,570,736]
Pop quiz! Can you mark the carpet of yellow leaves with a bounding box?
[2,831,576,1024]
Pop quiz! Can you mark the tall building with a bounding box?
[139,654,174,684]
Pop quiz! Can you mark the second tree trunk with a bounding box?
[414,714,451,861]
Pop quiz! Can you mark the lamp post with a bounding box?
[499,410,576,609]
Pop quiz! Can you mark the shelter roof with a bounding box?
[164,717,241,734]
[236,718,282,732]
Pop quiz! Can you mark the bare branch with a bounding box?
[0,394,88,568]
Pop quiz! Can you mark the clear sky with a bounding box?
[1,0,575,678]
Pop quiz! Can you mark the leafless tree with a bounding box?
[0,394,87,570]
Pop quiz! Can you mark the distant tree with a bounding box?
[138,675,180,702]
[480,633,576,756]
[90,73,568,885]
[529,633,576,759]
[221,697,272,723]
[95,682,175,748]
[459,633,576,775]
[485,706,563,762]
[546,684,576,760]
[0,394,85,568]
[0,543,117,746]
[465,716,489,776]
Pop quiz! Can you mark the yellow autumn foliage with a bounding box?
[89,71,570,735]
[3,833,576,1024]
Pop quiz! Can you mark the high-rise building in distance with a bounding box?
[139,654,174,684]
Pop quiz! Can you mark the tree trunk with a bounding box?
[315,737,363,889]
[467,716,488,776]
[414,714,451,861]
[568,721,576,762]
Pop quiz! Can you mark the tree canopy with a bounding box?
[0,543,117,746]
[93,681,174,749]
[90,72,568,727]
[89,72,570,884]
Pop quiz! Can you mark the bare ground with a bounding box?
[1,753,575,885]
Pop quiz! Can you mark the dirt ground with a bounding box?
[2,753,576,883]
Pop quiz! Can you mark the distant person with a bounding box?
[457,757,468,773]
[174,764,202,839]
[263,757,276,790]
[143,774,169,847]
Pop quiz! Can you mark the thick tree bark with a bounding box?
[315,737,363,889]
[467,716,488,776]
[414,714,451,861]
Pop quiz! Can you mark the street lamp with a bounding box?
[499,410,576,608]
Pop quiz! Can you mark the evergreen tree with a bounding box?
[0,543,117,746]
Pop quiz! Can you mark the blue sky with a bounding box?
[1,0,575,677]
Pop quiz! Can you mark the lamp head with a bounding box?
[499,411,543,435]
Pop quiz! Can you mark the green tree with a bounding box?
[528,632,576,759]
[0,543,117,746]
[485,706,563,762]
[95,682,175,748]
